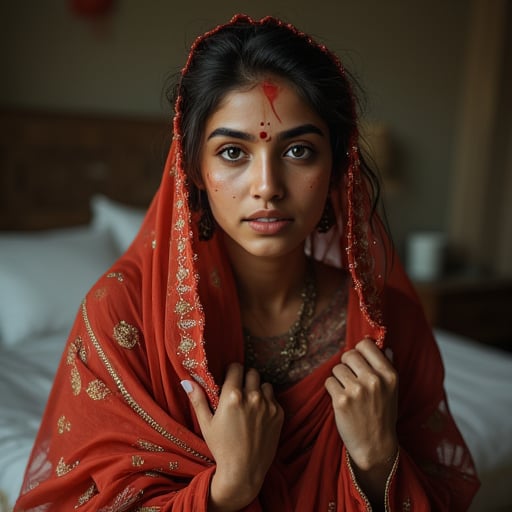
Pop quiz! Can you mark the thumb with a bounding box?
[181,379,213,428]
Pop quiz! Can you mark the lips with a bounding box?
[244,210,291,222]
[244,210,292,234]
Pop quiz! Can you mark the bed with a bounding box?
[1,110,512,512]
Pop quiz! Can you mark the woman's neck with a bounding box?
[225,242,310,336]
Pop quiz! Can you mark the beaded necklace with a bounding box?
[244,262,317,385]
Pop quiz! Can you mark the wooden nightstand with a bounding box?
[413,277,512,351]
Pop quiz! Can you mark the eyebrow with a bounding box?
[206,123,325,142]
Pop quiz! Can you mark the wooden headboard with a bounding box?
[0,109,172,230]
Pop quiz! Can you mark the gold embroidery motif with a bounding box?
[177,283,192,294]
[182,358,198,370]
[107,272,124,282]
[86,379,111,401]
[136,439,165,452]
[75,483,98,508]
[57,415,71,434]
[403,498,412,511]
[98,486,143,512]
[81,299,212,463]
[178,336,196,355]
[179,319,196,329]
[68,336,87,364]
[151,239,157,249]
[177,267,189,281]
[169,461,179,471]
[327,503,336,512]
[56,456,79,477]
[175,299,192,315]
[132,455,145,467]
[71,366,82,396]
[136,508,161,512]
[113,321,140,349]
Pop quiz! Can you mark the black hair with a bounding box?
[168,16,381,214]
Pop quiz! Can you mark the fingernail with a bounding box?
[180,380,193,394]
[384,348,394,362]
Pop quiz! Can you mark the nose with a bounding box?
[250,155,285,203]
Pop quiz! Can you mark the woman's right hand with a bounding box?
[182,363,284,511]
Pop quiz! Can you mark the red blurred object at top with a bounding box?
[70,0,115,17]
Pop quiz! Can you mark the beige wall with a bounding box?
[0,0,471,256]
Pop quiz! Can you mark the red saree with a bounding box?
[16,15,479,512]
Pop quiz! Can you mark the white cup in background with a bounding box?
[406,231,447,281]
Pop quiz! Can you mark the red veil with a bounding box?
[16,15,479,512]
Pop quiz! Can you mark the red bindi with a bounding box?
[262,81,282,122]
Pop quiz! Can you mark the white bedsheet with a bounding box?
[0,332,65,509]
[435,329,512,512]
[1,329,511,511]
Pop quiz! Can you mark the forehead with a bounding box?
[206,79,324,128]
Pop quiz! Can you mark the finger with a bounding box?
[223,362,244,391]
[261,381,275,401]
[245,367,261,391]
[341,347,373,378]
[181,380,213,429]
[355,338,395,374]
[325,375,345,398]
[331,362,357,388]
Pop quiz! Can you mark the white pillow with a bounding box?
[91,195,146,253]
[0,227,119,347]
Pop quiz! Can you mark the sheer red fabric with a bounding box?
[16,14,479,512]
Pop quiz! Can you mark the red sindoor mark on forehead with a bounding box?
[262,81,282,123]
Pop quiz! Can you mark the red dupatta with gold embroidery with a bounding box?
[16,15,479,512]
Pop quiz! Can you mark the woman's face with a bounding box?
[199,77,332,259]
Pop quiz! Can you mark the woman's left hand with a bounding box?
[325,338,398,472]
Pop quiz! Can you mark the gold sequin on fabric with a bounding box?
[328,503,336,512]
[113,320,140,349]
[178,336,196,355]
[132,455,145,467]
[136,439,164,452]
[98,486,143,512]
[75,483,98,508]
[136,507,161,512]
[71,366,82,396]
[68,336,87,364]
[174,299,192,316]
[57,415,71,434]
[107,272,125,282]
[86,379,111,401]
[56,456,79,477]
[169,461,179,471]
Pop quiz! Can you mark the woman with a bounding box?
[16,14,479,511]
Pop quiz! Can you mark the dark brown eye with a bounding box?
[220,146,244,161]
[285,144,313,159]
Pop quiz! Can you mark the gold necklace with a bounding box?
[244,261,317,385]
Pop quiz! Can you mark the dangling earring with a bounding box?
[198,192,215,241]
[316,196,336,233]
